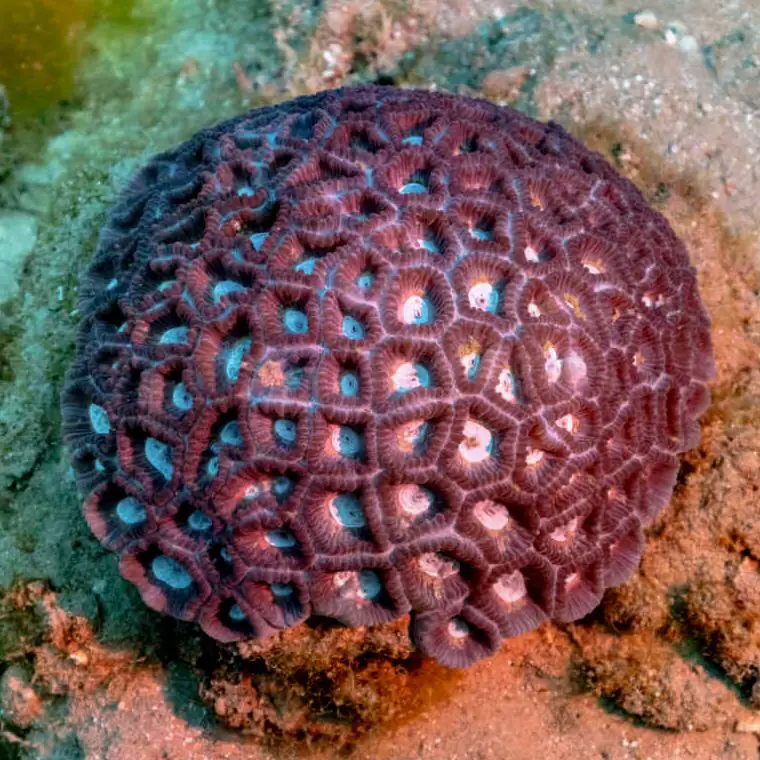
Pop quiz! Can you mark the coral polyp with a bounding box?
[61,85,714,667]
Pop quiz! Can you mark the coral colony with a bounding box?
[61,86,714,667]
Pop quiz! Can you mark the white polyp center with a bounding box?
[152,555,193,590]
[582,260,604,275]
[172,382,193,411]
[242,479,267,501]
[88,403,110,434]
[544,345,562,384]
[418,552,459,579]
[329,493,367,529]
[642,292,665,309]
[555,414,578,434]
[448,618,470,639]
[528,302,541,318]
[495,368,517,403]
[525,245,541,263]
[550,517,579,544]
[473,499,510,532]
[398,484,434,515]
[391,361,431,392]
[458,419,494,464]
[401,293,433,325]
[460,350,480,380]
[265,530,297,549]
[565,352,588,388]
[396,419,429,453]
[494,571,527,604]
[116,496,146,525]
[607,487,624,504]
[213,280,246,302]
[160,326,189,345]
[525,447,545,467]
[145,437,174,481]
[468,281,498,313]
[564,572,580,588]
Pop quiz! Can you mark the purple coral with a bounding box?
[61,85,714,667]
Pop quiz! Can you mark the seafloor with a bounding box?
[1,1,759,758]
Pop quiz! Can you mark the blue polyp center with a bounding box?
[342,315,366,340]
[250,232,269,251]
[331,493,366,528]
[358,570,382,599]
[145,437,173,481]
[274,418,298,446]
[402,135,424,146]
[283,308,309,335]
[188,511,212,532]
[414,363,432,389]
[339,370,360,397]
[272,475,294,501]
[294,257,318,275]
[408,421,430,448]
[265,530,297,549]
[271,582,294,598]
[356,270,375,290]
[225,338,252,382]
[400,181,427,194]
[172,383,193,411]
[336,426,364,459]
[88,403,110,434]
[213,280,246,303]
[160,326,189,345]
[152,555,193,590]
[116,496,146,525]
[228,603,247,622]
[207,455,219,476]
[471,225,494,241]
[420,235,440,253]
[220,420,243,446]
[467,354,482,380]
[285,366,304,388]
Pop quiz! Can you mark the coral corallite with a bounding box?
[61,86,715,668]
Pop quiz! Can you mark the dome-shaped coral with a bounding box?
[61,85,714,667]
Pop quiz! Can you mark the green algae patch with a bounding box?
[0,0,140,120]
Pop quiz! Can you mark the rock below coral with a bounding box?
[575,630,733,731]
[0,664,42,730]
[0,210,38,304]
